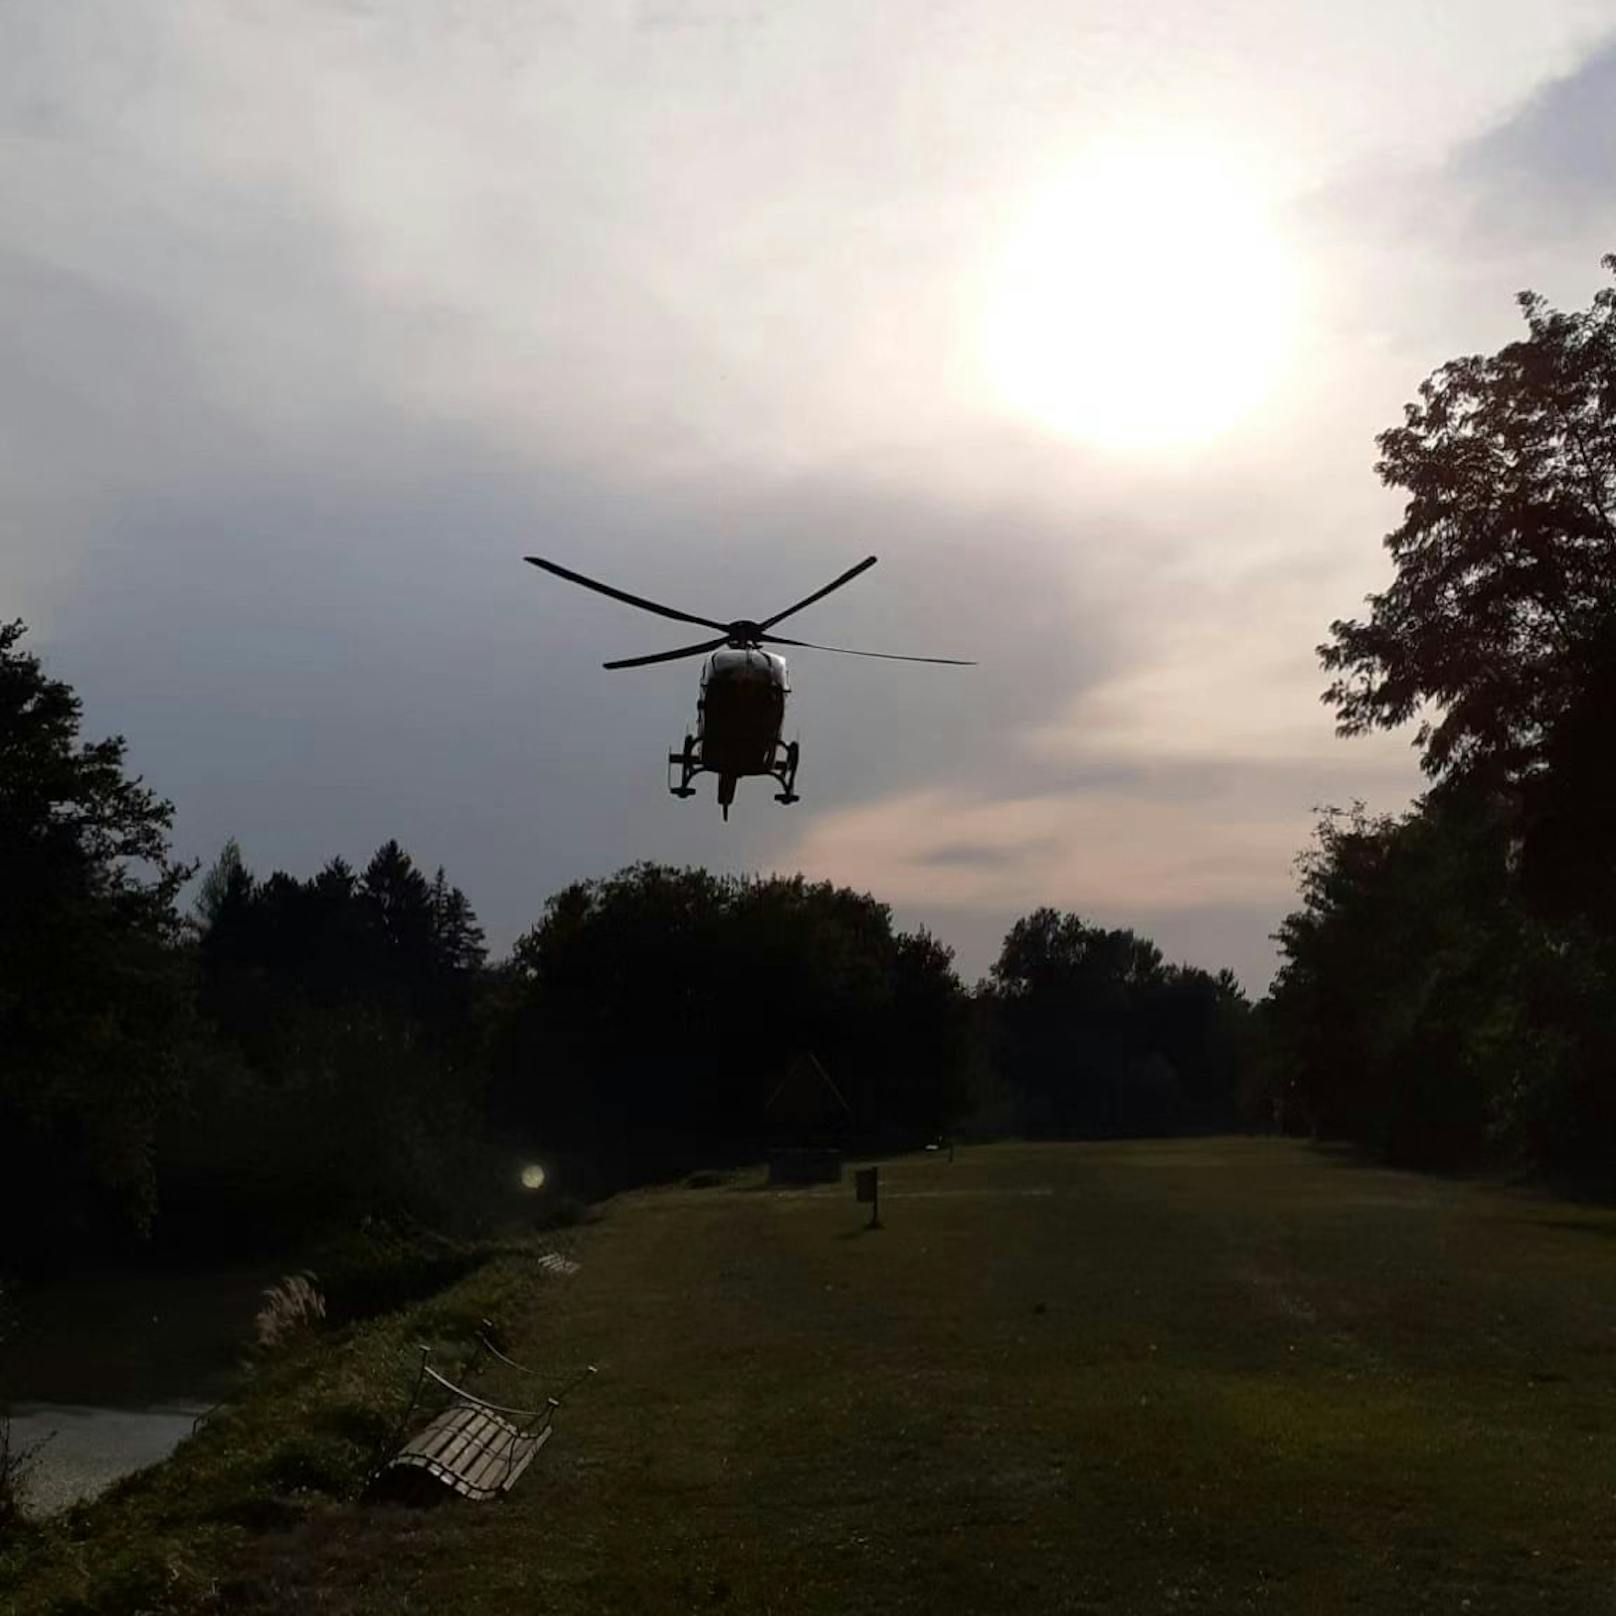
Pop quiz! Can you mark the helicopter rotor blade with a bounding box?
[758,555,879,630]
[525,556,730,633]
[603,635,730,670]
[761,633,975,666]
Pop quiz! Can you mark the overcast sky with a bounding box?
[6,2,1616,989]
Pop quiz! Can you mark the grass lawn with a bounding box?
[12,1138,1616,1614]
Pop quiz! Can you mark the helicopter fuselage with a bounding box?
[668,648,799,816]
[698,649,787,772]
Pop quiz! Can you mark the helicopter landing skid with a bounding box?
[771,739,800,805]
[668,736,700,799]
[765,736,798,804]
[667,737,800,812]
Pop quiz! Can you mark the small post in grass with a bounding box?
[855,1165,881,1229]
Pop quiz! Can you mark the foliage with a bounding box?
[304,1222,486,1326]
[1322,257,1616,787]
[1268,792,1527,1165]
[157,838,496,1248]
[986,907,1259,1136]
[195,837,486,1059]
[252,1273,327,1355]
[0,621,194,1254]
[1292,264,1616,1179]
[1268,793,1616,1179]
[491,864,972,1181]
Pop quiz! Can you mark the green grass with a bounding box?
[8,1139,1616,1614]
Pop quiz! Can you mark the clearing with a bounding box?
[232,1138,1616,1614]
[14,1138,1616,1615]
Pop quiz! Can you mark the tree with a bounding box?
[1301,263,1616,1178]
[1321,259,1616,787]
[987,908,1253,1137]
[430,866,487,977]
[488,864,970,1184]
[362,839,437,992]
[193,836,251,930]
[985,910,1260,1138]
[1262,790,1594,1169]
[181,839,492,1243]
[0,621,193,1250]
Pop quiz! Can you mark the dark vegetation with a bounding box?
[1272,258,1616,1183]
[0,617,1265,1283]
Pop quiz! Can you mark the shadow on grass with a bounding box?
[1299,1138,1492,1187]
[1524,1216,1616,1238]
[1299,1135,1616,1212]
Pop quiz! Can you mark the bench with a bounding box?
[371,1335,595,1503]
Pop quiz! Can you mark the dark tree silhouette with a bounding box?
[1322,258,1616,785]
[986,907,1254,1137]
[1284,263,1616,1178]
[1268,795,1522,1165]
[178,838,493,1244]
[0,620,193,1247]
[489,864,970,1185]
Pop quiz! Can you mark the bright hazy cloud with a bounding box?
[5,2,1616,990]
[983,137,1303,451]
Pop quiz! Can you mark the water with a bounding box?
[3,1263,273,1517]
[7,1402,215,1517]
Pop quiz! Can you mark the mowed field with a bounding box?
[239,1140,1616,1614]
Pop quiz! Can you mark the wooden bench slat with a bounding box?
[445,1417,513,1485]
[420,1409,509,1480]
[441,1410,502,1474]
[388,1403,549,1499]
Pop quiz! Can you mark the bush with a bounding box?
[309,1221,485,1327]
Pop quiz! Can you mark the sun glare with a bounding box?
[984,139,1299,452]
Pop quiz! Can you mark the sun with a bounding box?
[983,138,1299,452]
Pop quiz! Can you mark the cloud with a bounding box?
[1292,29,1616,374]
[793,786,1302,916]
[6,1,1613,992]
[1451,36,1616,251]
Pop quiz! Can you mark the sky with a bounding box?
[5,2,1616,990]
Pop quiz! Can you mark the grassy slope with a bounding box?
[13,1139,1616,1614]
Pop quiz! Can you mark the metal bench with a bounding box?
[371,1334,595,1502]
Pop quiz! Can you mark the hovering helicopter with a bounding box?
[523,553,973,818]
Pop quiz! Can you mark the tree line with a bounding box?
[0,615,1265,1269]
[1269,258,1616,1183]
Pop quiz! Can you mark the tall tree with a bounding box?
[1268,795,1528,1164]
[989,908,1202,1136]
[490,864,969,1181]
[1321,258,1616,786]
[1298,263,1616,1177]
[0,621,192,1249]
[430,865,487,976]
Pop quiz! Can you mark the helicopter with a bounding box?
[523,553,973,818]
